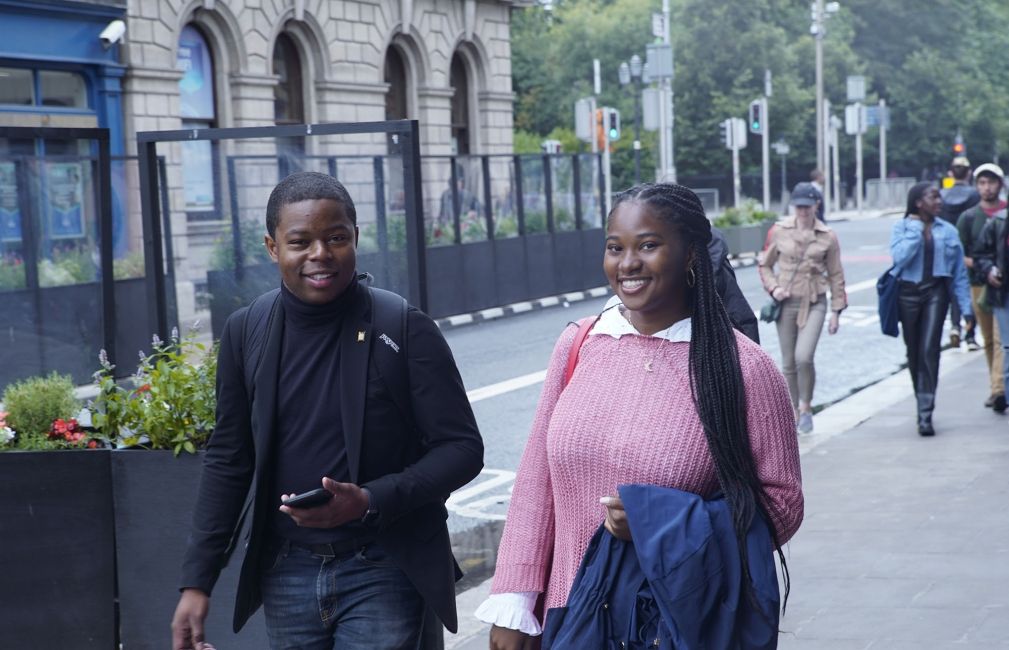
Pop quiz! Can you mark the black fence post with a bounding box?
[450,157,462,244]
[226,157,244,279]
[482,155,494,240]
[544,154,555,233]
[373,155,390,287]
[156,156,178,327]
[138,139,169,343]
[327,156,338,179]
[514,155,526,236]
[572,153,583,230]
[400,121,427,311]
[597,153,606,226]
[14,160,39,291]
[97,137,116,365]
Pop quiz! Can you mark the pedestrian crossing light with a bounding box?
[607,108,621,141]
[952,137,965,155]
[748,99,763,134]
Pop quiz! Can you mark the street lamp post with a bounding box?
[811,1,840,174]
[619,55,644,184]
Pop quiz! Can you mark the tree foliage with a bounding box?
[511,0,1009,186]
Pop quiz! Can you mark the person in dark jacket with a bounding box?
[171,172,483,650]
[972,207,1009,413]
[710,226,760,343]
[940,156,981,348]
[957,163,1006,410]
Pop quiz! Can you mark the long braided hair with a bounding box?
[609,183,790,612]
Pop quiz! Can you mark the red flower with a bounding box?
[135,384,151,395]
[87,440,98,449]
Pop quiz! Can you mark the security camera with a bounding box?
[100,19,126,49]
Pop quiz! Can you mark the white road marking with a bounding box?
[447,469,516,521]
[466,370,547,403]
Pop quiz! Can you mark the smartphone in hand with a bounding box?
[281,488,333,509]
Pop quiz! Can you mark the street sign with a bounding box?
[642,88,660,131]
[575,98,593,141]
[645,44,673,80]
[865,105,890,128]
[847,75,866,102]
[593,59,601,95]
[651,12,665,38]
[845,103,866,135]
[772,141,790,155]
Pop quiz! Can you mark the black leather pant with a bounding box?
[898,279,949,423]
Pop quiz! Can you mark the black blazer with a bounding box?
[179,282,484,633]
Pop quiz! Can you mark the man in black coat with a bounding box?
[171,172,483,649]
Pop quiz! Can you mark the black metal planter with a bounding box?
[111,450,269,649]
[0,450,117,649]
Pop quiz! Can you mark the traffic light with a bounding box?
[606,108,621,141]
[720,118,732,149]
[748,99,763,134]
[952,134,965,156]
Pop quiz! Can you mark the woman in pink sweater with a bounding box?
[478,183,804,649]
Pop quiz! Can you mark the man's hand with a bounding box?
[964,256,974,269]
[171,589,214,650]
[600,496,631,541]
[989,267,1003,289]
[279,477,369,528]
[828,312,840,335]
[490,625,540,650]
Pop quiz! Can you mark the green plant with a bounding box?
[113,250,146,280]
[525,210,548,234]
[209,220,272,271]
[712,200,777,229]
[90,328,218,455]
[38,247,97,287]
[0,258,25,290]
[2,372,80,441]
[495,215,519,238]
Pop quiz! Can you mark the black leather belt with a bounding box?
[288,536,376,558]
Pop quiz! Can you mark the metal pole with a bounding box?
[822,98,831,219]
[762,96,770,211]
[732,141,741,207]
[856,101,863,215]
[832,124,841,212]
[603,142,613,216]
[780,153,787,206]
[814,0,824,172]
[633,81,641,184]
[879,98,887,180]
[663,0,675,183]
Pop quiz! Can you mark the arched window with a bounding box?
[449,53,471,155]
[384,45,409,155]
[176,24,219,218]
[273,33,305,167]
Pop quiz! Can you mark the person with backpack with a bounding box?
[478,183,803,649]
[890,182,974,436]
[171,172,483,650]
[956,163,1007,411]
[972,186,1009,422]
[939,156,981,348]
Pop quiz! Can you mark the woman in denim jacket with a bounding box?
[889,182,974,436]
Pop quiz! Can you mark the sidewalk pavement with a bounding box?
[445,347,1009,649]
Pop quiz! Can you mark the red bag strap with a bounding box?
[563,316,600,387]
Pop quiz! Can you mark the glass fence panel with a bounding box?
[520,156,547,234]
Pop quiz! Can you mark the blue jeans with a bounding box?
[260,540,424,650]
[992,302,1009,395]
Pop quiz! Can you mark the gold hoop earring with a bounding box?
[687,267,696,288]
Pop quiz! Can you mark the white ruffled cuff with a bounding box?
[474,592,542,636]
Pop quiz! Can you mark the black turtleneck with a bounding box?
[271,279,369,544]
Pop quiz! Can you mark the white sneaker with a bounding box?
[797,412,814,434]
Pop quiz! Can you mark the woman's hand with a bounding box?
[989,267,1003,289]
[490,625,540,650]
[771,286,790,302]
[828,311,840,335]
[600,496,631,540]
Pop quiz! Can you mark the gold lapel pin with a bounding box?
[357,331,366,342]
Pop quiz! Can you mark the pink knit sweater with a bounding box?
[490,325,803,613]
